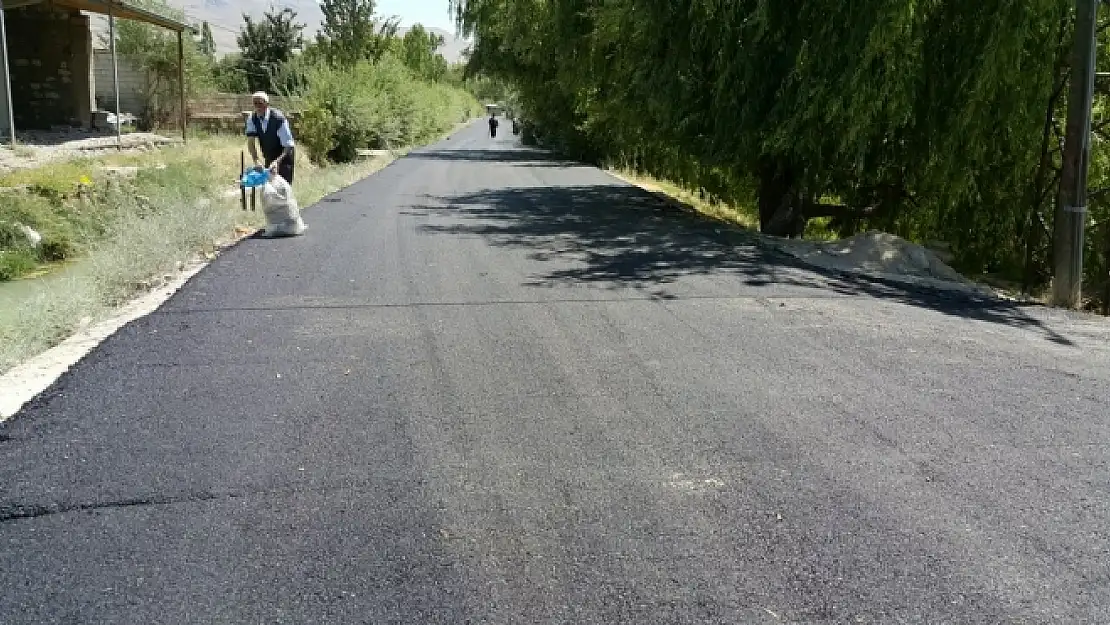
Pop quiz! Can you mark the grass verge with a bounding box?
[607,168,760,231]
[0,134,409,375]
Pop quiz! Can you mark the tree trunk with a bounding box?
[757,158,805,237]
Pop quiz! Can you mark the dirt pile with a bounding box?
[771,230,994,293]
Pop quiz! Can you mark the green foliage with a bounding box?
[0,189,86,281]
[453,0,1110,305]
[212,53,250,93]
[197,22,217,60]
[316,0,400,66]
[0,250,37,282]
[299,106,340,166]
[236,8,307,93]
[400,25,450,81]
[102,0,214,128]
[298,55,481,163]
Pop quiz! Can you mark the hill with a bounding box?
[90,1,471,64]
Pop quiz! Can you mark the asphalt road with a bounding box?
[2,121,1110,624]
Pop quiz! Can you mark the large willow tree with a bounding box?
[454,0,1110,299]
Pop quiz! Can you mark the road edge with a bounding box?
[600,169,1027,302]
[0,121,484,421]
[0,244,229,420]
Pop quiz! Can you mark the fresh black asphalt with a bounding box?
[1,121,1109,624]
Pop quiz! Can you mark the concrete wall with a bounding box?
[92,49,147,115]
[5,5,93,129]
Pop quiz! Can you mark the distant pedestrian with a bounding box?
[488,115,499,138]
[246,91,296,185]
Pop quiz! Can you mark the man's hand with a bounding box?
[268,160,280,174]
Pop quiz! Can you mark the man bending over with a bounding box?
[246,91,296,185]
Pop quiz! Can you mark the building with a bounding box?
[0,0,192,143]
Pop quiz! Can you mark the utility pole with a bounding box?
[1052,0,1099,308]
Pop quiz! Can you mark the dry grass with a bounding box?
[608,168,760,230]
[0,135,400,374]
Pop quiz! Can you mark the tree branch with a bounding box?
[801,201,880,220]
[1089,187,1110,203]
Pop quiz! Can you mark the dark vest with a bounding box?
[250,108,289,162]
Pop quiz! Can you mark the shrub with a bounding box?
[299,105,339,165]
[300,54,481,163]
[0,250,37,281]
[0,192,84,280]
[0,221,25,249]
[39,238,75,262]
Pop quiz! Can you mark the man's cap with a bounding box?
[252,91,270,103]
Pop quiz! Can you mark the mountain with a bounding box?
[90,1,471,64]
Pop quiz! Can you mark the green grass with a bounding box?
[802,216,841,241]
[0,134,417,375]
[0,249,38,281]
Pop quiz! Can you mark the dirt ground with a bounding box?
[0,130,180,174]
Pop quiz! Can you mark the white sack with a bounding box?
[260,174,307,237]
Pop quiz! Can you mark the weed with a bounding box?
[40,239,75,262]
[0,250,37,282]
[611,169,760,230]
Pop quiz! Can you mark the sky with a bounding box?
[373,0,458,33]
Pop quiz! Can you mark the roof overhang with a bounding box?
[2,0,195,32]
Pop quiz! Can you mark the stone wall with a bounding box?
[186,93,303,136]
[189,93,302,116]
[5,5,93,130]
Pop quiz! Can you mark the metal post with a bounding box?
[0,6,15,145]
[177,30,186,143]
[109,6,122,150]
[1052,0,1099,308]
[240,151,247,211]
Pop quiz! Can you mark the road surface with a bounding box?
[2,121,1109,624]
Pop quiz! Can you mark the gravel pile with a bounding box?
[771,230,1000,297]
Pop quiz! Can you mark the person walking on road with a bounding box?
[246,91,296,185]
[488,114,499,139]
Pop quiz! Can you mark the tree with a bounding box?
[451,0,1093,294]
[212,53,249,93]
[100,0,213,128]
[197,22,217,60]
[317,0,401,66]
[236,7,306,93]
[400,24,448,81]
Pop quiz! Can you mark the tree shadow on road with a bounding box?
[415,183,1077,346]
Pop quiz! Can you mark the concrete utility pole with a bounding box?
[1052,0,1100,308]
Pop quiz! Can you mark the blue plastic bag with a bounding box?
[241,168,270,188]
